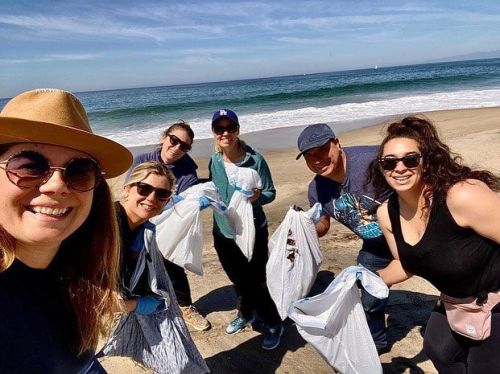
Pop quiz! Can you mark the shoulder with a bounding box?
[377,201,390,225]
[447,179,494,207]
[344,145,378,167]
[447,179,498,216]
[136,148,160,162]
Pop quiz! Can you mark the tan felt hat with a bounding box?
[0,88,132,178]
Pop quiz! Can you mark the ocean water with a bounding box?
[2,58,500,148]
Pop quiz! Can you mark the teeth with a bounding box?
[32,206,69,216]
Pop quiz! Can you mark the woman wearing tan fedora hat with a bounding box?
[0,88,132,373]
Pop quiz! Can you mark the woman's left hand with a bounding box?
[249,188,261,203]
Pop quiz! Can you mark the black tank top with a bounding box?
[388,194,500,298]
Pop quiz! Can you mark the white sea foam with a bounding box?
[103,88,500,147]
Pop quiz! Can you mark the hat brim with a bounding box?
[295,137,333,160]
[0,117,132,178]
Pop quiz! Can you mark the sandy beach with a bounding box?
[102,107,500,374]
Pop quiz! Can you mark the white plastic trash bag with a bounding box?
[101,223,209,374]
[151,181,226,275]
[288,265,389,374]
[227,167,262,261]
[267,203,323,320]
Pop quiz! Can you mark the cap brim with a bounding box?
[0,117,132,178]
[295,137,333,161]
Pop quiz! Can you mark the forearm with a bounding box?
[377,259,412,286]
[258,189,276,205]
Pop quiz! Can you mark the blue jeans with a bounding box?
[357,249,392,350]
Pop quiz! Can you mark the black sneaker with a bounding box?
[262,324,284,350]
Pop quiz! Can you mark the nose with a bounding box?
[393,160,407,173]
[38,169,70,194]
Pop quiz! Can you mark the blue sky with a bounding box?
[1,0,500,98]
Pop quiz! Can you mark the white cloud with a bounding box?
[0,53,100,64]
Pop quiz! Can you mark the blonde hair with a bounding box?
[124,161,175,193]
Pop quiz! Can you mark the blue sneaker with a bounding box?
[225,315,255,335]
[262,324,284,350]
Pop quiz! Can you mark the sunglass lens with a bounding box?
[169,134,191,152]
[213,123,238,135]
[155,189,171,201]
[380,154,421,170]
[403,155,421,168]
[380,158,397,170]
[136,183,171,201]
[6,151,50,188]
[136,183,154,197]
[65,158,100,191]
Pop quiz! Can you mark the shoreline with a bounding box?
[128,106,500,160]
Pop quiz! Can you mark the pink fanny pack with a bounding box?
[440,291,500,341]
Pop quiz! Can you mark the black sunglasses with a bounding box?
[168,134,191,153]
[0,150,103,192]
[379,153,422,171]
[212,122,239,135]
[133,182,172,201]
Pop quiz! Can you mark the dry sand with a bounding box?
[101,107,500,374]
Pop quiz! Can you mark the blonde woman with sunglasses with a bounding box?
[130,121,211,331]
[103,160,208,373]
[0,89,132,373]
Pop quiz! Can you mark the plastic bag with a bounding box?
[266,203,323,320]
[288,265,389,374]
[151,181,226,275]
[101,223,209,374]
[226,167,262,261]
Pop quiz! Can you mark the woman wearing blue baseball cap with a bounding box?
[208,109,284,350]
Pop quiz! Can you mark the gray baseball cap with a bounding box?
[296,123,336,160]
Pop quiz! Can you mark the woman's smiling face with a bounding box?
[122,172,172,227]
[0,143,95,253]
[380,137,424,193]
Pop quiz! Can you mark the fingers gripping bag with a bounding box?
[266,203,323,320]
[151,182,227,275]
[288,266,389,374]
[101,223,209,374]
[226,167,262,261]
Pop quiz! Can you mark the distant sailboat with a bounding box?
[374,65,378,69]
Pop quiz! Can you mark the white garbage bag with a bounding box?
[266,203,323,320]
[151,182,226,275]
[227,167,262,261]
[101,222,210,374]
[288,265,389,374]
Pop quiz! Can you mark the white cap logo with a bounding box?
[220,110,227,116]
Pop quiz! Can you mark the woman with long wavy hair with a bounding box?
[368,116,500,373]
[0,89,132,373]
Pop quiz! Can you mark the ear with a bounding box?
[122,185,131,200]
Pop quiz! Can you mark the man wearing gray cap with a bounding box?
[296,123,392,354]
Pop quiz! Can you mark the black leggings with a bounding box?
[163,259,192,307]
[423,304,500,374]
[213,226,281,326]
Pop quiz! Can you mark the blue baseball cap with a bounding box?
[211,109,239,127]
[296,123,336,160]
